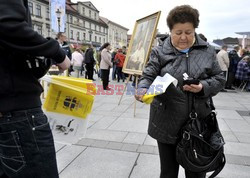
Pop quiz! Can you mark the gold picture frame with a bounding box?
[122,11,161,75]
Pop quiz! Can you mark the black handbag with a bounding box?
[176,95,226,178]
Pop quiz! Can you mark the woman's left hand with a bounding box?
[183,83,203,93]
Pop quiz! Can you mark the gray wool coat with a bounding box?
[138,35,226,144]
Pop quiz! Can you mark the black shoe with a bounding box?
[104,87,111,90]
[220,89,227,92]
[225,86,235,90]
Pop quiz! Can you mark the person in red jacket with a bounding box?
[114,49,126,82]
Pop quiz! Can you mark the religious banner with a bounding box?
[122,11,161,75]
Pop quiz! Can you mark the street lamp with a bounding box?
[55,8,61,32]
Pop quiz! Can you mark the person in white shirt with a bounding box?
[71,48,84,78]
[217,45,229,91]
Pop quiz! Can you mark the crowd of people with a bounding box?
[54,31,128,91]
[217,45,250,92]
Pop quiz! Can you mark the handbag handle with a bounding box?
[190,95,216,118]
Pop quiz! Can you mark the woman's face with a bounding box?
[170,22,195,50]
[106,45,111,51]
[59,33,67,42]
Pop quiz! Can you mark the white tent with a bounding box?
[208,41,221,50]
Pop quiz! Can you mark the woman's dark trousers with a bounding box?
[157,141,206,178]
[101,69,110,90]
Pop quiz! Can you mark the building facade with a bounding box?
[67,1,107,47]
[28,0,128,48]
[28,0,51,37]
[100,17,129,49]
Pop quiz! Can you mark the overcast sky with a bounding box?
[71,0,249,41]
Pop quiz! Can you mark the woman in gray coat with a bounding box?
[100,43,113,90]
[135,5,226,178]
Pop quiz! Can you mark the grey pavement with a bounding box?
[55,78,250,178]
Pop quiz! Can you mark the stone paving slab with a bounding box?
[130,153,185,178]
[91,140,109,148]
[123,132,147,145]
[234,132,250,143]
[119,112,149,119]
[90,116,117,129]
[59,147,138,178]
[113,104,132,112]
[217,118,231,132]
[89,110,123,117]
[243,104,250,110]
[85,128,128,142]
[224,119,250,133]
[215,163,250,178]
[234,98,250,104]
[245,118,250,125]
[236,110,250,116]
[221,131,239,142]
[214,103,246,110]
[55,142,65,152]
[56,145,86,173]
[106,141,124,150]
[87,114,104,122]
[126,108,150,114]
[143,135,158,146]
[87,120,97,128]
[121,143,139,152]
[95,103,119,111]
[137,145,155,154]
[76,138,96,146]
[130,154,160,178]
[225,142,250,157]
[216,109,243,120]
[76,138,158,155]
[73,137,250,167]
[108,118,148,133]
[226,154,250,166]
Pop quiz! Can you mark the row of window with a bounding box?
[28,2,50,18]
[69,16,106,33]
[81,7,97,20]
[71,30,105,43]
[28,1,106,34]
[32,23,105,44]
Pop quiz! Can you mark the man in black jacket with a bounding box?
[0,0,70,177]
[85,44,95,80]
[57,32,73,75]
[226,45,240,89]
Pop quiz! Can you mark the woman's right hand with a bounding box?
[135,88,147,102]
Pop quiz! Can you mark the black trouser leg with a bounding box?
[185,170,206,178]
[86,63,94,80]
[157,141,206,178]
[117,67,123,82]
[101,69,109,89]
[226,71,235,88]
[157,141,179,178]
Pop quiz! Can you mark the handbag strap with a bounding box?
[190,95,216,117]
[209,153,226,178]
[209,96,215,111]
